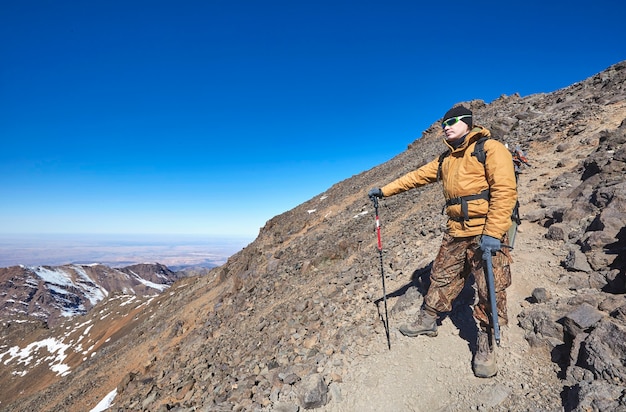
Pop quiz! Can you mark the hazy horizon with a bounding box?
[0,233,253,269]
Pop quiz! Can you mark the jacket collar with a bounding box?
[442,125,491,153]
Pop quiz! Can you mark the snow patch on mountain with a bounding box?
[0,337,72,377]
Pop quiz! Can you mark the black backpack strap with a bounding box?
[471,136,489,165]
[437,149,450,182]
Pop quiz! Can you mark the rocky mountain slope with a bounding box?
[0,61,625,412]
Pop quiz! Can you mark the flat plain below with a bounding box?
[0,234,252,269]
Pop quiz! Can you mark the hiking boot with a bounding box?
[399,309,438,337]
[473,330,497,378]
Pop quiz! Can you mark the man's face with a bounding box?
[442,116,471,141]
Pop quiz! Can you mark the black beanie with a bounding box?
[443,105,473,127]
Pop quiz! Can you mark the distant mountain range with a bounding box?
[0,263,186,327]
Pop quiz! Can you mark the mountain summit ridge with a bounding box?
[1,61,625,411]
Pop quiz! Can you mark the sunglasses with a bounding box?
[442,115,471,128]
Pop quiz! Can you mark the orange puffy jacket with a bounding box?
[381,126,517,239]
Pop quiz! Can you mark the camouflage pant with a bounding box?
[424,233,512,330]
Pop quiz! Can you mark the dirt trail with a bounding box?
[321,215,569,411]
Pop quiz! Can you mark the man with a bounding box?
[368,105,517,378]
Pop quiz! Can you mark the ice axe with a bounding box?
[371,195,391,350]
[482,248,505,346]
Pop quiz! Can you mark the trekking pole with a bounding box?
[372,196,391,350]
[482,250,501,346]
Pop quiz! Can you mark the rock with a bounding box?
[531,288,551,304]
[598,295,626,313]
[522,208,546,223]
[606,269,626,294]
[611,303,626,323]
[562,303,603,337]
[328,382,342,402]
[576,320,626,384]
[271,402,300,412]
[518,307,564,347]
[298,373,328,409]
[586,250,613,271]
[556,143,570,152]
[557,272,587,290]
[581,231,618,251]
[477,383,511,408]
[545,224,567,241]
[566,332,590,382]
[563,249,592,273]
[568,380,626,412]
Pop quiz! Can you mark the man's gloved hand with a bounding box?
[480,235,501,259]
[368,188,383,200]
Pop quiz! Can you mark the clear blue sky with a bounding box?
[2,0,625,237]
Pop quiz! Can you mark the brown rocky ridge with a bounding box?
[0,61,625,411]
[0,263,185,328]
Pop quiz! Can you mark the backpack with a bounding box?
[437,136,528,246]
